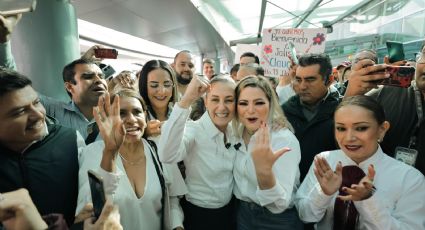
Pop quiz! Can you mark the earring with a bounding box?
[377,138,382,143]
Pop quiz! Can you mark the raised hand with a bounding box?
[93,93,125,157]
[344,59,389,96]
[108,71,137,92]
[251,122,291,189]
[81,45,104,62]
[145,120,163,137]
[84,200,123,230]
[338,164,376,201]
[0,14,22,43]
[178,75,210,108]
[0,189,48,230]
[314,156,342,196]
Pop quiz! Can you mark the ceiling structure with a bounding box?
[72,0,234,62]
[191,0,375,46]
[72,0,416,65]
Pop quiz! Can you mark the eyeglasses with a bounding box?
[148,82,174,91]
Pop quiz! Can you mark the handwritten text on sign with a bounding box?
[261,28,327,77]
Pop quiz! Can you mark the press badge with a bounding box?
[395,147,418,166]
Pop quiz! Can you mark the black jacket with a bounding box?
[368,85,425,175]
[0,123,79,226]
[282,92,340,181]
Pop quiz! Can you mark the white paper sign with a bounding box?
[261,28,327,77]
[234,44,261,64]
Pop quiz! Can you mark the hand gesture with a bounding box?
[81,45,104,62]
[178,75,209,108]
[338,164,376,201]
[251,122,291,189]
[93,93,125,156]
[314,156,342,196]
[344,59,389,97]
[0,14,22,43]
[74,203,94,224]
[145,120,163,137]
[0,189,48,230]
[84,200,123,230]
[383,56,407,66]
[108,71,138,92]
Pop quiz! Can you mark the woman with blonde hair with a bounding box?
[233,75,302,229]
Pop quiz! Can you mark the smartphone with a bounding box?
[98,63,116,79]
[88,170,106,220]
[288,42,299,65]
[94,48,118,59]
[386,41,405,63]
[372,66,415,88]
[0,0,36,16]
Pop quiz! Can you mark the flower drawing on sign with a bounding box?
[264,45,273,54]
[313,33,325,45]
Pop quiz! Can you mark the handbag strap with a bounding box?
[146,139,166,230]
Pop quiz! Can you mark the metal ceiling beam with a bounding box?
[328,0,374,26]
[257,0,267,44]
[229,37,261,46]
[293,0,323,28]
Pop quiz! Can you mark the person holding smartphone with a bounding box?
[0,189,123,230]
[345,41,425,175]
[77,89,186,230]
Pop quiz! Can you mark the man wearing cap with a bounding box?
[335,61,351,95]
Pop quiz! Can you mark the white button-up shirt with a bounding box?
[159,104,236,208]
[233,128,301,214]
[295,147,425,230]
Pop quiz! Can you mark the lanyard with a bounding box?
[409,81,424,148]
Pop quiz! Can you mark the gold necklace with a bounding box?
[119,153,144,166]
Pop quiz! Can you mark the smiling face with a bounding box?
[66,63,108,107]
[203,62,215,80]
[173,52,194,83]
[119,96,147,144]
[334,104,389,164]
[237,86,270,133]
[205,81,235,132]
[0,85,47,152]
[147,68,173,111]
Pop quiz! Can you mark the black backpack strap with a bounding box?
[85,123,99,145]
[146,139,166,230]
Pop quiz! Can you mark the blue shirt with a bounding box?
[40,95,98,140]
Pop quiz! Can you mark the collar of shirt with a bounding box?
[200,111,221,139]
[238,125,274,151]
[64,101,91,122]
[21,121,50,153]
[339,146,385,172]
[199,111,231,140]
[299,89,331,112]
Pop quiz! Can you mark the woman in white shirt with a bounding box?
[295,95,425,230]
[233,75,302,230]
[159,75,237,230]
[77,89,186,230]
[138,59,179,145]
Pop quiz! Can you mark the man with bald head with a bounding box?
[172,50,195,96]
[236,63,264,82]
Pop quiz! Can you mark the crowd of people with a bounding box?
[0,11,425,230]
